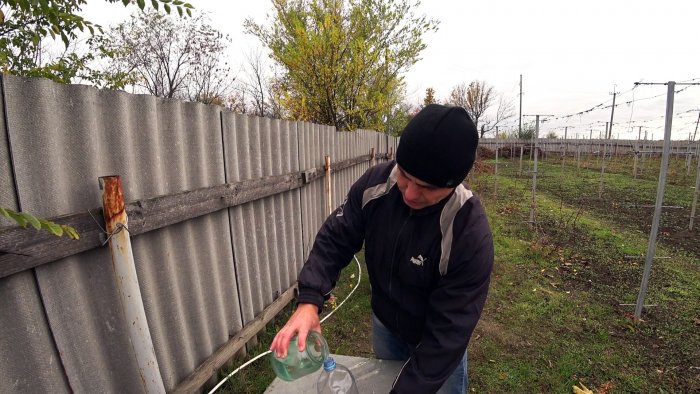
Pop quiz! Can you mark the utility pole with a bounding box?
[608,86,617,139]
[693,111,700,141]
[519,74,523,137]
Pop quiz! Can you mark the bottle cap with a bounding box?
[323,357,336,371]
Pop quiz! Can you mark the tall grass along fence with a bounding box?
[0,75,397,393]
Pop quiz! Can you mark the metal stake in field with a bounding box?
[685,136,693,175]
[576,140,581,170]
[690,139,700,230]
[632,80,700,319]
[598,122,609,198]
[633,126,642,179]
[523,114,552,225]
[634,81,689,320]
[530,116,540,224]
[519,145,524,176]
[494,127,500,199]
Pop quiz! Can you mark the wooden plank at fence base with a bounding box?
[171,284,297,394]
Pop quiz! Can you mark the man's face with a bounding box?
[396,165,454,210]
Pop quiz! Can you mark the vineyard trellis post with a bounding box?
[519,145,524,176]
[690,140,700,230]
[524,115,552,224]
[634,81,675,320]
[494,127,500,199]
[576,141,581,170]
[598,122,609,198]
[686,139,693,175]
[529,116,540,224]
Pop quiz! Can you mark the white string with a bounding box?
[208,255,363,393]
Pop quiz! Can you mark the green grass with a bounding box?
[470,157,699,393]
[212,154,700,393]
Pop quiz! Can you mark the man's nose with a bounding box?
[404,182,420,200]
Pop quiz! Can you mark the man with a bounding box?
[270,104,494,393]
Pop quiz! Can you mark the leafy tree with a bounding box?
[245,0,438,131]
[511,122,535,140]
[0,0,193,83]
[450,80,514,138]
[92,10,233,104]
[465,80,493,132]
[233,48,286,118]
[422,87,437,107]
[1,1,193,239]
[448,82,468,109]
[384,100,414,136]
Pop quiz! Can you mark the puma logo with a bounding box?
[410,255,427,266]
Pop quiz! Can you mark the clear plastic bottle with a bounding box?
[316,357,359,394]
[269,331,329,381]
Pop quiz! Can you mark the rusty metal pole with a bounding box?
[370,147,376,167]
[324,156,332,215]
[100,176,165,394]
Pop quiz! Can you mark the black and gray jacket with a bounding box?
[297,160,494,394]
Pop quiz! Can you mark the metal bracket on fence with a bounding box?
[302,168,318,184]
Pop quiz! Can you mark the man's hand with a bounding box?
[269,303,321,358]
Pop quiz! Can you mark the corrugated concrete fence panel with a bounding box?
[261,117,304,289]
[332,131,346,208]
[258,116,303,294]
[0,77,17,210]
[124,100,239,391]
[1,76,238,392]
[0,75,70,393]
[297,121,317,258]
[333,131,356,212]
[297,122,331,259]
[0,78,69,392]
[3,76,144,392]
[223,113,302,324]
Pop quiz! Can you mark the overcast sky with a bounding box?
[82,0,700,140]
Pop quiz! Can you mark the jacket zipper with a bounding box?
[389,211,412,328]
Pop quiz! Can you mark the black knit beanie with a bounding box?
[396,104,479,188]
